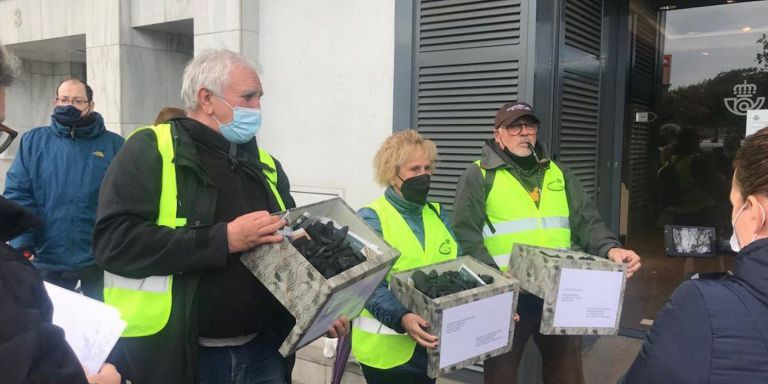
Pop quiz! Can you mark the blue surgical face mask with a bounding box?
[212,97,261,144]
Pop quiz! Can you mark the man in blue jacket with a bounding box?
[4,78,124,300]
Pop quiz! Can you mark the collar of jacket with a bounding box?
[733,237,768,306]
[478,139,551,175]
[175,118,274,175]
[49,112,106,140]
[166,119,216,186]
[384,186,425,216]
[0,196,42,242]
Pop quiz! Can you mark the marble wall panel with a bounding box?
[66,0,87,36]
[165,0,192,22]
[193,0,240,35]
[86,45,121,125]
[39,0,67,39]
[0,0,20,44]
[131,0,165,27]
[17,0,41,42]
[194,30,240,54]
[85,0,120,48]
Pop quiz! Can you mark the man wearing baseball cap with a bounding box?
[453,101,641,383]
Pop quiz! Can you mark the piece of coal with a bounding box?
[411,268,491,299]
[288,219,367,279]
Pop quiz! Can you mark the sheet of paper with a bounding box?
[746,109,768,137]
[439,292,514,369]
[44,282,126,374]
[552,268,624,328]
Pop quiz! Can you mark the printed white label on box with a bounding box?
[438,292,514,369]
[552,268,623,328]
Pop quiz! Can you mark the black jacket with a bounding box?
[622,238,768,383]
[93,119,295,384]
[0,196,87,384]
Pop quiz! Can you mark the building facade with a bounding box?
[2,0,767,381]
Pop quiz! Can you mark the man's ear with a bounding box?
[198,88,214,114]
[493,129,504,149]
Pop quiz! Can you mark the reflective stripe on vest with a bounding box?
[351,196,458,370]
[104,124,285,337]
[104,124,179,337]
[352,316,399,336]
[477,161,571,271]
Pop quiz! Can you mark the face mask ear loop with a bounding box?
[753,203,767,243]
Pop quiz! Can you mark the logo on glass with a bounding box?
[723,80,765,116]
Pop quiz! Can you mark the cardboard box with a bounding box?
[390,257,519,378]
[240,197,400,356]
[508,244,627,335]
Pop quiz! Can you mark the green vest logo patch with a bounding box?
[547,179,565,191]
[439,239,453,255]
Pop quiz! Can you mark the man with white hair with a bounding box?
[93,49,349,384]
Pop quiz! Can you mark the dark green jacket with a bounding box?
[453,140,620,268]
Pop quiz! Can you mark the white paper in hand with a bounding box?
[44,282,126,374]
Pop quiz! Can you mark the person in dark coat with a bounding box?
[93,49,348,384]
[622,126,768,384]
[0,42,120,384]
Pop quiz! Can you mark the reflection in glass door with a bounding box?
[621,0,768,332]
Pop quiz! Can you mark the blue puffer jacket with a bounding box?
[4,112,124,272]
[358,187,460,332]
[621,237,768,384]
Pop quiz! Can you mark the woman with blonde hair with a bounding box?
[351,130,458,384]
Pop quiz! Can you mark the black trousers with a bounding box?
[40,265,104,301]
[484,294,584,384]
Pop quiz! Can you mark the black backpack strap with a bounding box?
[483,168,496,200]
[476,164,497,234]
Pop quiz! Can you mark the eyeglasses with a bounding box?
[503,123,539,136]
[55,97,91,106]
[0,123,19,155]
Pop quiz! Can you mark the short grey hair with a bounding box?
[0,43,20,87]
[180,49,260,111]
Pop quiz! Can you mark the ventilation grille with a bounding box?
[419,0,521,52]
[559,70,600,199]
[564,0,602,56]
[417,60,520,209]
[629,99,654,232]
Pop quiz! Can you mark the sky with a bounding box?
[663,1,768,89]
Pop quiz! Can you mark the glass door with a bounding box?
[621,0,768,332]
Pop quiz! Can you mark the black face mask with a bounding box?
[398,174,431,205]
[53,105,88,126]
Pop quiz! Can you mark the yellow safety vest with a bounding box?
[103,123,285,337]
[351,196,457,369]
[479,161,571,271]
